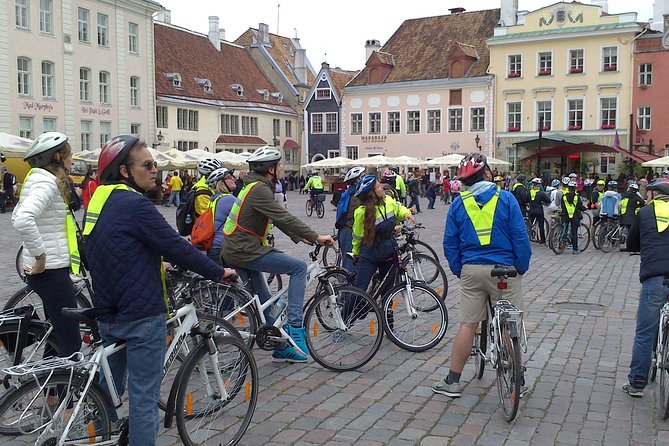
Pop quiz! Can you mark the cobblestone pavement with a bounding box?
[1,190,668,445]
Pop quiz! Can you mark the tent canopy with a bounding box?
[302,156,353,169]
[0,133,33,155]
[521,143,659,164]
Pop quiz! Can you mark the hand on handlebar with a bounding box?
[316,234,334,246]
[406,213,416,224]
[221,268,238,284]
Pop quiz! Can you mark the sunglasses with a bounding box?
[135,160,158,170]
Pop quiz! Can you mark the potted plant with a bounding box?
[541,125,551,131]
[538,69,551,76]
[508,72,521,78]
[603,64,617,71]
[508,126,521,132]
[569,67,583,74]
[568,125,582,130]
[601,124,616,130]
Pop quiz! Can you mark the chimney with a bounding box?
[321,61,330,70]
[500,0,518,26]
[365,39,381,63]
[652,0,669,31]
[154,9,171,24]
[208,16,220,51]
[294,48,307,84]
[449,7,466,14]
[591,1,608,14]
[220,28,225,41]
[258,23,270,46]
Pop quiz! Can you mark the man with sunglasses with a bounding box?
[84,135,237,446]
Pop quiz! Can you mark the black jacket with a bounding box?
[528,189,550,215]
[560,191,586,221]
[619,192,645,226]
[627,199,669,282]
[512,184,528,209]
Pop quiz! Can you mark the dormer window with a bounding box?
[257,89,270,101]
[195,78,212,94]
[271,92,283,103]
[231,84,244,97]
[165,73,182,88]
[316,88,331,100]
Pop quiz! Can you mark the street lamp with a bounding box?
[156,131,164,144]
[474,134,481,151]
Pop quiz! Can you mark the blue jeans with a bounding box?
[427,196,436,209]
[99,314,167,446]
[244,251,307,326]
[338,227,355,274]
[628,276,668,389]
[169,190,181,207]
[408,193,421,212]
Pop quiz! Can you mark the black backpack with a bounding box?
[176,189,211,236]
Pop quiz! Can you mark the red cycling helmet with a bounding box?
[647,178,669,195]
[458,153,488,186]
[382,169,397,178]
[98,135,140,184]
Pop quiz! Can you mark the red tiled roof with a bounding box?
[328,68,358,99]
[283,139,299,150]
[216,135,267,145]
[635,34,667,53]
[349,9,500,86]
[234,29,316,86]
[154,23,282,105]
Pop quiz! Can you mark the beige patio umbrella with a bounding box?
[0,133,32,155]
[421,154,464,167]
[390,155,422,166]
[354,155,397,167]
[302,156,353,169]
[211,150,252,168]
[641,156,669,167]
[486,156,512,167]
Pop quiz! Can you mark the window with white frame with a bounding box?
[507,102,521,131]
[128,22,138,54]
[407,111,420,133]
[43,117,56,132]
[638,106,651,131]
[177,141,198,151]
[17,57,31,96]
[311,113,323,134]
[284,149,297,164]
[325,113,338,133]
[156,106,168,129]
[129,76,140,107]
[285,120,292,138]
[428,110,442,133]
[508,54,522,77]
[568,99,584,129]
[569,49,584,73]
[220,114,239,134]
[19,116,33,139]
[315,88,331,100]
[97,13,108,47]
[177,108,198,131]
[241,116,258,135]
[538,52,552,75]
[537,101,551,130]
[600,98,617,129]
[100,121,111,147]
[600,155,615,174]
[388,112,400,134]
[602,47,617,71]
[273,119,280,137]
[130,123,140,137]
[369,112,381,134]
[99,71,110,104]
[78,8,89,43]
[327,150,340,158]
[41,61,54,99]
[507,146,518,172]
[471,107,485,132]
[639,63,652,86]
[448,109,462,132]
[15,0,29,29]
[346,146,359,159]
[39,0,53,34]
[351,113,362,135]
[79,68,91,102]
[80,120,92,150]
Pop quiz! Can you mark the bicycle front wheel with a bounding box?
[175,334,258,446]
[659,324,669,420]
[402,253,448,303]
[215,287,259,349]
[578,223,590,252]
[15,245,25,283]
[496,322,522,422]
[305,286,383,372]
[473,320,487,380]
[411,239,440,261]
[305,199,313,216]
[0,370,113,441]
[550,227,566,255]
[598,222,616,253]
[321,244,342,268]
[316,201,325,218]
[382,283,448,352]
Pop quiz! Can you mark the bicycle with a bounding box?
[547,217,590,254]
[216,244,384,371]
[650,278,669,420]
[524,215,549,244]
[305,193,325,218]
[470,265,527,422]
[594,216,627,253]
[0,290,258,446]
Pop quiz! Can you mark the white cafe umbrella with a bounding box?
[0,133,33,155]
[421,154,464,167]
[486,156,512,167]
[355,155,397,167]
[302,156,353,169]
[641,156,669,167]
[210,150,249,168]
[389,155,422,166]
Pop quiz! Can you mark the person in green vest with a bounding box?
[561,180,587,254]
[192,157,224,218]
[393,167,407,203]
[528,178,550,244]
[619,182,645,229]
[303,170,324,203]
[511,173,528,217]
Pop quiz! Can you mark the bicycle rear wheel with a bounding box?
[496,321,522,422]
[659,325,669,420]
[473,320,487,380]
[598,222,616,253]
[174,334,258,446]
[651,330,659,383]
[305,199,313,217]
[550,227,566,255]
[381,283,448,352]
[15,245,25,283]
[577,223,590,252]
[0,371,113,441]
[411,239,440,261]
[4,285,92,322]
[592,221,602,250]
[305,286,383,372]
[316,201,325,218]
[402,253,448,304]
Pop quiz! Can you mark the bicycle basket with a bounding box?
[317,193,326,202]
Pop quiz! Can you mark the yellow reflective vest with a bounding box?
[563,193,579,219]
[459,187,500,246]
[654,200,669,233]
[224,181,270,243]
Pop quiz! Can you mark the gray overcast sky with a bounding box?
[156,1,655,71]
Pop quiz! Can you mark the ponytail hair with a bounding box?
[43,143,72,205]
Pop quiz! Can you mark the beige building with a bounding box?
[1,0,161,150]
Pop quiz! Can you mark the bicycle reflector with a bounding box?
[497,281,508,290]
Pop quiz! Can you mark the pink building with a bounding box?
[633,33,669,157]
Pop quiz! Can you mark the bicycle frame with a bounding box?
[657,302,669,371]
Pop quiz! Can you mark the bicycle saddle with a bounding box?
[61,307,115,326]
[490,265,518,279]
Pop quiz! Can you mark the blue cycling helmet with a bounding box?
[551,179,560,187]
[355,174,377,197]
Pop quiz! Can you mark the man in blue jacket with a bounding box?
[84,135,236,446]
[433,153,531,398]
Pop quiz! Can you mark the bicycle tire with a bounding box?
[0,370,113,440]
[651,330,659,383]
[321,244,342,269]
[547,225,556,251]
[305,199,313,217]
[592,220,602,250]
[402,253,448,303]
[316,201,325,218]
[550,226,566,255]
[411,239,440,262]
[659,325,669,420]
[266,273,284,295]
[598,221,616,253]
[0,320,59,388]
[473,320,487,380]
[15,246,25,283]
[381,283,448,352]
[496,321,522,422]
[577,223,590,252]
[305,286,383,372]
[4,285,92,322]
[216,287,259,349]
[175,334,258,446]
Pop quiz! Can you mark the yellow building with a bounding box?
[488,1,644,176]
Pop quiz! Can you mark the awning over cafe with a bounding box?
[520,142,659,164]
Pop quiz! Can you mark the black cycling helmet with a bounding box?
[516,174,526,182]
[647,178,669,195]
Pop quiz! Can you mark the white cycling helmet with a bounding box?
[206,167,232,189]
[247,146,282,172]
[561,177,570,185]
[531,178,542,184]
[24,132,69,168]
[197,157,224,176]
[568,180,577,187]
[344,166,365,184]
[628,182,639,190]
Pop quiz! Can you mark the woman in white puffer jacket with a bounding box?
[12,132,82,358]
